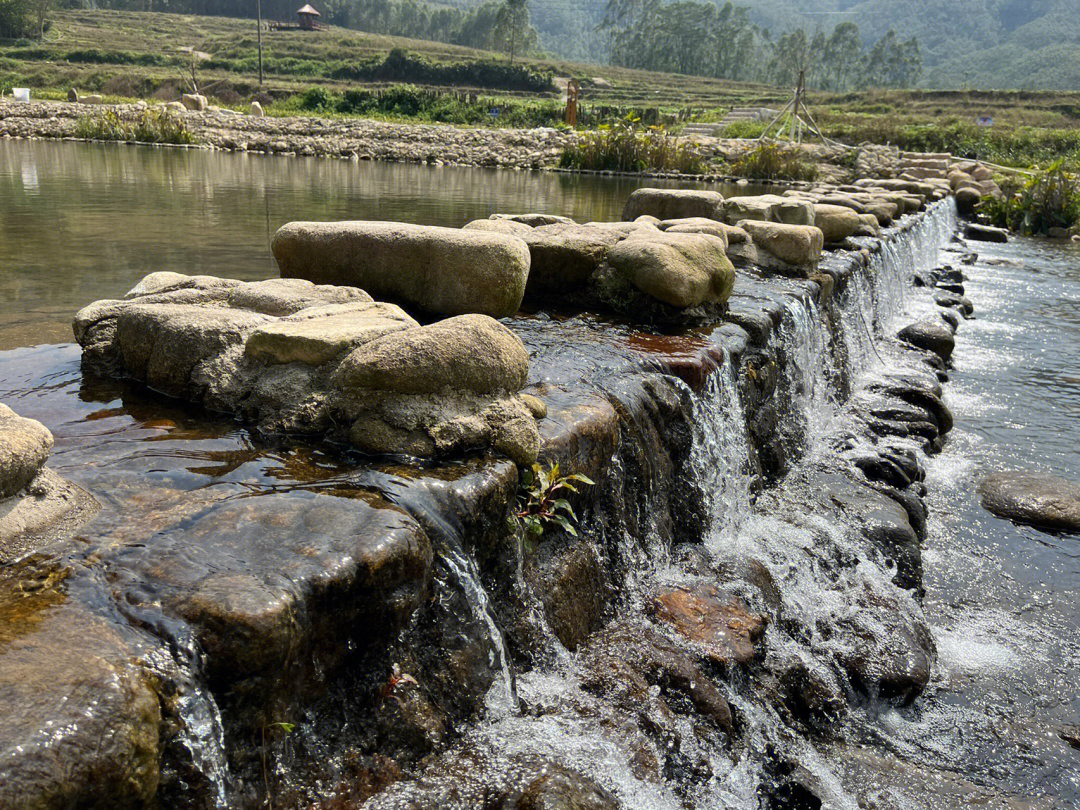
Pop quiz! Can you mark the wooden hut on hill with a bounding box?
[296,4,321,30]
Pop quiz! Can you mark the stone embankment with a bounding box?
[0,169,997,807]
[2,98,871,181]
[0,97,577,168]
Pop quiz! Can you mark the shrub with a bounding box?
[330,48,553,93]
[978,161,1080,234]
[286,84,563,128]
[559,116,705,174]
[729,142,818,181]
[74,108,198,145]
[721,119,768,139]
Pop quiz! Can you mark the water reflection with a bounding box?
[0,139,751,350]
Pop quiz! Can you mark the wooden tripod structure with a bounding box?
[756,70,841,147]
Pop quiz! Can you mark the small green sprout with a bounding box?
[509,462,595,551]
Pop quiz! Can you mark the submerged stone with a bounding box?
[649,584,766,666]
[0,560,163,809]
[978,471,1080,533]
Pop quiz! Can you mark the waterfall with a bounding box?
[368,200,961,808]
[688,361,753,549]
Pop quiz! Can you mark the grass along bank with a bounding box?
[5,11,1080,171]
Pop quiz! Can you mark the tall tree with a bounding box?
[494,0,535,62]
[822,22,863,91]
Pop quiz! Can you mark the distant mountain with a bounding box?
[513,0,1080,89]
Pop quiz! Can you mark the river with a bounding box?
[0,139,1077,808]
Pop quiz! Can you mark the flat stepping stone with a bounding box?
[245,303,418,365]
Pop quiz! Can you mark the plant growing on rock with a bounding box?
[559,115,705,174]
[510,461,594,550]
[729,142,818,181]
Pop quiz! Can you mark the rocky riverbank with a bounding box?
[0,97,861,179]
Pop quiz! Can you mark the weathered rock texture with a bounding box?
[73,273,540,463]
[272,221,531,319]
[461,215,738,321]
[622,188,724,221]
[0,403,98,563]
[978,471,1080,532]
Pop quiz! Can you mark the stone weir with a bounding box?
[0,178,974,808]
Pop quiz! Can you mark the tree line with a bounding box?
[0,0,51,39]
[601,0,922,90]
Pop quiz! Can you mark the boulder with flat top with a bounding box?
[272,221,531,319]
[622,188,723,222]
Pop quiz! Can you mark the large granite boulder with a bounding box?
[813,203,862,243]
[271,221,531,319]
[603,231,735,309]
[978,471,1080,532]
[75,273,541,464]
[736,220,824,275]
[0,404,52,499]
[622,188,723,222]
[520,223,623,295]
[720,195,814,227]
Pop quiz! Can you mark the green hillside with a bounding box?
[516,0,1080,90]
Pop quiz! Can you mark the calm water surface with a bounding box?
[0,139,752,349]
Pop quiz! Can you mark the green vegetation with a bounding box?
[559,116,704,173]
[978,163,1080,235]
[327,47,550,91]
[601,2,921,91]
[73,107,198,144]
[510,461,594,551]
[729,142,818,181]
[0,0,50,40]
[291,82,562,126]
[6,10,1080,172]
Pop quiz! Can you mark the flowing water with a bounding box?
[1,140,1079,807]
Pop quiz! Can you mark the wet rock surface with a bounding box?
[74,273,541,463]
[978,471,1080,533]
[648,584,766,667]
[0,190,981,808]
